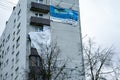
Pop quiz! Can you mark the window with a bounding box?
[35,13,43,17]
[0,62,3,69]
[7,46,9,52]
[6,59,9,66]
[2,43,4,47]
[2,39,5,46]
[36,75,42,80]
[2,51,4,58]
[14,19,16,23]
[7,34,10,40]
[30,56,40,66]
[12,58,14,64]
[18,9,21,16]
[4,52,6,55]
[13,24,16,28]
[12,45,15,54]
[16,37,20,48]
[0,61,1,68]
[0,44,2,48]
[15,67,19,76]
[36,0,43,3]
[11,73,13,80]
[11,58,14,69]
[15,67,19,72]
[16,52,19,63]
[36,27,43,32]
[6,34,10,42]
[3,39,5,43]
[0,74,2,80]
[13,31,15,35]
[1,62,3,69]
[0,44,2,52]
[12,51,14,55]
[17,23,21,28]
[5,72,8,80]
[15,75,18,80]
[18,3,20,7]
[17,29,20,35]
[17,9,21,21]
[12,45,15,50]
[13,31,15,39]
[13,37,15,41]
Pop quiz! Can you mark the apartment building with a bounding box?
[0,0,85,80]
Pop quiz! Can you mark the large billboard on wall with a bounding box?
[50,6,79,26]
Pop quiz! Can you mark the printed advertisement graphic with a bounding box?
[50,6,78,26]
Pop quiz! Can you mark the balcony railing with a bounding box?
[30,2,50,13]
[30,16,50,26]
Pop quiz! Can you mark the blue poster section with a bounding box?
[50,6,78,21]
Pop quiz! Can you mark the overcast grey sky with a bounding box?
[79,0,120,58]
[0,0,120,57]
[0,0,17,35]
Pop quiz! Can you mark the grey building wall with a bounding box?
[0,0,28,80]
[51,0,85,80]
[51,16,85,80]
[0,0,85,80]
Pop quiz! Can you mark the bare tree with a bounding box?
[109,61,120,80]
[83,38,115,80]
[29,42,73,80]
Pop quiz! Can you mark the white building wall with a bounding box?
[0,0,28,80]
[0,0,85,80]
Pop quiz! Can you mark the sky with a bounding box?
[79,0,120,58]
[0,0,18,35]
[0,0,120,57]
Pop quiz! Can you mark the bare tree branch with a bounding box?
[83,38,115,80]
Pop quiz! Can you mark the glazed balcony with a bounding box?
[30,48,39,56]
[29,48,43,73]
[30,16,50,26]
[29,66,43,74]
[30,2,50,13]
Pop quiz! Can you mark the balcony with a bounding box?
[30,16,50,26]
[30,2,50,13]
[30,48,39,56]
[29,48,42,65]
[29,66,43,74]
